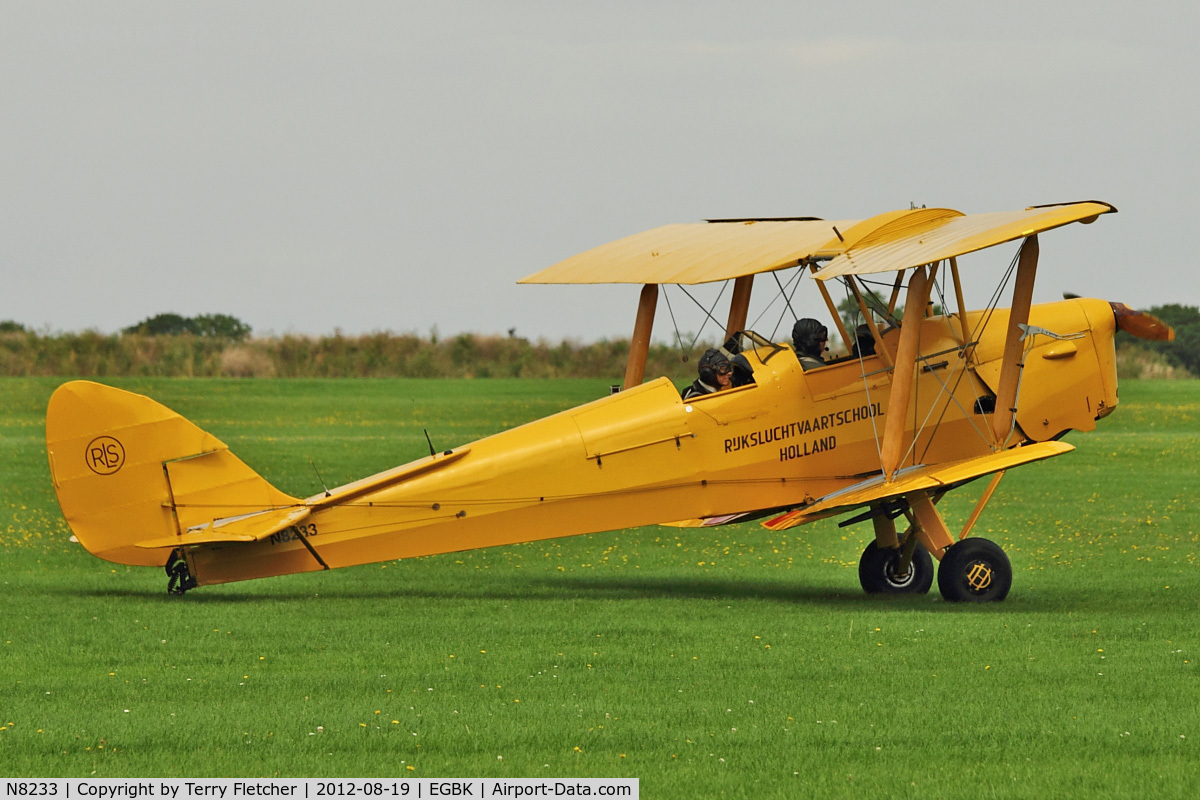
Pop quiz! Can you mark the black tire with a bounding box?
[858,540,934,594]
[937,537,1012,602]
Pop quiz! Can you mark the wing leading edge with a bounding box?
[761,440,1074,531]
[519,202,1114,286]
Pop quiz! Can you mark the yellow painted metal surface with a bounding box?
[973,299,1119,439]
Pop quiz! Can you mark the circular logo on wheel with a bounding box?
[85,436,126,475]
[966,561,993,592]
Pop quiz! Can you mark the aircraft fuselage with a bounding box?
[188,298,1118,586]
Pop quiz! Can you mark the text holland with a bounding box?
[723,402,883,458]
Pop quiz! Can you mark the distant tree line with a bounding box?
[0,305,1196,379]
[0,313,695,381]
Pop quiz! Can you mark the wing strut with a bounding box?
[887,271,905,314]
[991,236,1039,444]
[725,275,754,338]
[623,284,658,389]
[808,263,853,353]
[949,257,972,346]
[959,470,1006,540]
[906,490,957,560]
[880,266,933,481]
[849,278,893,369]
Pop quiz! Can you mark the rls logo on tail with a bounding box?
[85,436,125,475]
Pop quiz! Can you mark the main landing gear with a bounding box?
[858,539,934,594]
[856,490,1013,602]
[936,538,1012,602]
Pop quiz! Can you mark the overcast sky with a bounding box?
[2,1,1196,343]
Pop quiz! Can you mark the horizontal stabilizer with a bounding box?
[136,505,311,549]
[763,441,1074,531]
[661,513,751,529]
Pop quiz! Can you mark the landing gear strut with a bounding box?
[855,490,1014,602]
[165,548,197,596]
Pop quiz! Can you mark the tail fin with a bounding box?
[46,381,302,567]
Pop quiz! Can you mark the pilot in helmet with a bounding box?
[682,348,733,399]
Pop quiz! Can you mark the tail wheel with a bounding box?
[937,538,1012,602]
[165,548,197,596]
[858,540,933,594]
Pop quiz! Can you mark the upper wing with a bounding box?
[519,218,855,285]
[761,440,1074,531]
[814,202,1115,279]
[519,202,1114,286]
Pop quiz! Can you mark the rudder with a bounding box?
[46,381,300,567]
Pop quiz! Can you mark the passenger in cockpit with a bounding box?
[852,324,876,358]
[792,318,828,370]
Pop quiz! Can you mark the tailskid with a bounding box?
[165,548,197,596]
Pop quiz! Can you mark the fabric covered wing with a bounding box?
[519,219,854,285]
[814,202,1115,279]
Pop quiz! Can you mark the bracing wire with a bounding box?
[660,287,687,354]
[914,266,994,461]
[677,283,729,348]
[769,269,807,340]
[745,266,805,334]
[839,279,886,469]
[771,270,799,321]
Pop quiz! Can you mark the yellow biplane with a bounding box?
[46,201,1173,601]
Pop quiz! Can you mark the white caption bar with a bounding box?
[1,780,638,800]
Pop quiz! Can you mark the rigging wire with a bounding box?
[914,266,994,461]
[660,286,687,357]
[839,279,886,469]
[852,275,904,327]
[677,282,729,349]
[744,267,805,333]
[771,269,800,322]
[770,268,808,340]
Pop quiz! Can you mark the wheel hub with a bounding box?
[884,559,913,586]
[965,561,993,592]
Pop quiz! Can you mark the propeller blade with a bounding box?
[1111,302,1175,341]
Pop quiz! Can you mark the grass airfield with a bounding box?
[1,377,1197,797]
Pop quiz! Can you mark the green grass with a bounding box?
[1,378,1197,797]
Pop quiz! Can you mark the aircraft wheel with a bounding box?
[937,538,1012,602]
[858,540,933,594]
